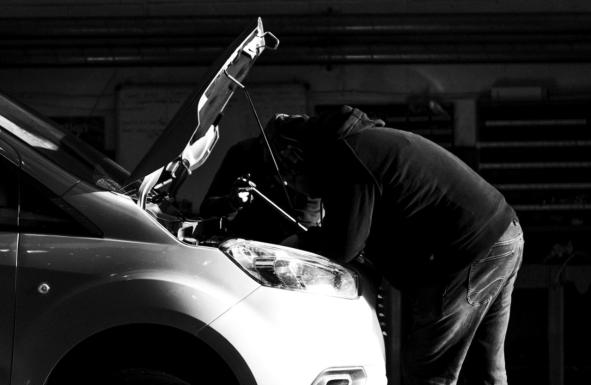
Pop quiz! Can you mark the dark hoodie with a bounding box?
[304,106,516,286]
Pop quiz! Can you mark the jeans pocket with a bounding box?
[467,238,520,306]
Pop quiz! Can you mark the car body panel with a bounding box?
[63,182,174,244]
[0,233,17,385]
[0,136,20,165]
[209,286,387,385]
[0,138,20,385]
[12,234,260,384]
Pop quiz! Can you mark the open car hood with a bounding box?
[127,18,278,208]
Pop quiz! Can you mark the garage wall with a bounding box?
[1,62,590,209]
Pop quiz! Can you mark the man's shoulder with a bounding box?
[347,125,414,152]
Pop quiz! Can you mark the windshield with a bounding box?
[0,92,129,191]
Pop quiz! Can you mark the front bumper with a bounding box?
[207,284,387,385]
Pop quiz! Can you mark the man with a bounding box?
[200,114,322,244]
[270,105,524,385]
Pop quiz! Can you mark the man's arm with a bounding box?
[302,181,376,264]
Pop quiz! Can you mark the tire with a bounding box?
[99,368,191,385]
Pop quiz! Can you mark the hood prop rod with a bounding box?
[236,176,308,232]
[224,70,299,205]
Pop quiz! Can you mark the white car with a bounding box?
[0,18,387,385]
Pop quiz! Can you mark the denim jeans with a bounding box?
[402,219,524,385]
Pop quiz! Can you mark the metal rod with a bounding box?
[222,69,293,210]
[223,70,306,232]
[240,86,295,211]
[250,187,308,232]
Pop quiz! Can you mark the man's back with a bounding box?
[312,107,515,282]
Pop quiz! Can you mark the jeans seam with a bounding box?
[467,276,505,306]
[476,249,514,263]
[477,234,523,263]
[491,233,523,246]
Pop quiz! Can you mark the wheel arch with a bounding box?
[45,322,257,385]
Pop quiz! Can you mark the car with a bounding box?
[0,18,387,385]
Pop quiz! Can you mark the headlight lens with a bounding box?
[219,239,358,299]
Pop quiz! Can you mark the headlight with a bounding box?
[219,239,358,299]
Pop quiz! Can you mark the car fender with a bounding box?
[12,235,260,385]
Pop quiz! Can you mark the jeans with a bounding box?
[402,219,524,385]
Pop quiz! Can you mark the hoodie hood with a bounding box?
[312,105,382,141]
[265,105,379,152]
[264,105,383,181]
